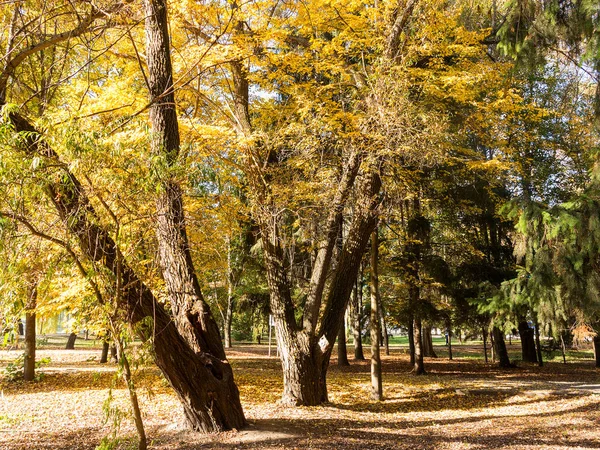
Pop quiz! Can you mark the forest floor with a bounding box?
[0,342,599,450]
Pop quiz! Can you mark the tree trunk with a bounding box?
[351,276,365,360]
[224,294,234,349]
[482,327,488,363]
[446,318,453,361]
[337,314,350,366]
[422,324,437,358]
[492,326,511,368]
[143,0,246,430]
[110,345,118,363]
[278,332,324,406]
[113,337,147,450]
[413,317,425,374]
[518,320,537,363]
[370,230,382,400]
[534,320,543,367]
[23,283,37,381]
[7,89,246,433]
[380,303,389,356]
[593,335,600,368]
[224,237,235,349]
[408,317,415,366]
[65,332,77,350]
[100,341,110,364]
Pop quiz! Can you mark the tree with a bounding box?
[0,0,246,431]
[370,228,383,400]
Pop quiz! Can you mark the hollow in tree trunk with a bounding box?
[492,326,512,368]
[65,332,77,350]
[370,229,382,400]
[518,320,537,363]
[23,283,37,381]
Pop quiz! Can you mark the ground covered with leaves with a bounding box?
[1,343,599,449]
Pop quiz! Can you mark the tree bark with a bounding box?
[413,317,425,374]
[482,327,488,363]
[351,275,365,360]
[422,324,437,358]
[534,320,543,367]
[337,314,350,366]
[492,326,511,368]
[518,320,537,363]
[593,335,600,368]
[446,318,453,361]
[143,0,246,430]
[65,332,77,350]
[100,341,110,364]
[23,283,37,381]
[110,345,118,363]
[380,303,389,356]
[4,26,246,432]
[224,235,236,349]
[370,229,382,400]
[408,317,415,366]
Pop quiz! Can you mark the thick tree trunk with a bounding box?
[593,335,600,368]
[370,230,382,400]
[6,30,245,432]
[351,278,365,360]
[143,0,246,430]
[277,331,324,406]
[518,320,537,363]
[100,341,110,364]
[492,326,511,368]
[337,315,350,366]
[422,324,437,358]
[413,317,425,374]
[7,119,245,432]
[315,172,382,401]
[65,332,77,350]
[23,283,37,381]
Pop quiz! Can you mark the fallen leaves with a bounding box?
[1,346,599,449]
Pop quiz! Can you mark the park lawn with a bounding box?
[0,343,598,450]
